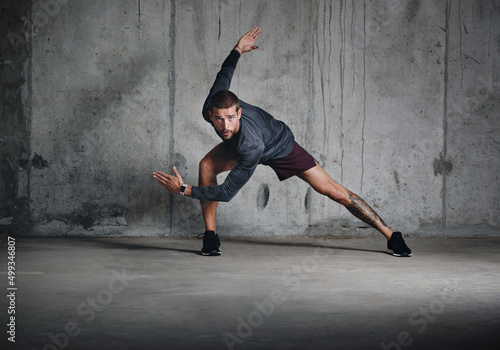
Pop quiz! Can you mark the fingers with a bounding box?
[153,172,175,193]
[153,172,167,186]
[172,166,183,182]
[153,171,167,180]
[234,26,262,54]
[247,26,262,39]
[243,27,261,41]
[254,27,262,39]
[153,170,175,184]
[153,168,183,195]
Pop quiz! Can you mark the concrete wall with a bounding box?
[1,0,499,237]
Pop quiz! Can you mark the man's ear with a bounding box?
[237,107,242,118]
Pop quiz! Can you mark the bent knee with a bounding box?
[199,156,238,175]
[199,157,215,175]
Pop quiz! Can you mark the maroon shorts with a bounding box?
[262,142,317,181]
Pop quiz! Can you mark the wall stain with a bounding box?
[77,214,95,230]
[257,183,270,211]
[433,152,453,176]
[406,0,422,22]
[137,0,141,30]
[31,153,48,169]
[172,152,188,171]
[76,202,128,230]
[304,187,312,213]
[1,154,17,217]
[0,1,32,228]
[393,170,401,191]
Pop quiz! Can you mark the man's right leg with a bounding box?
[198,142,239,231]
[198,143,238,255]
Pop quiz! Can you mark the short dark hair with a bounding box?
[209,90,240,112]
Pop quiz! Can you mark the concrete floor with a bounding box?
[1,234,499,350]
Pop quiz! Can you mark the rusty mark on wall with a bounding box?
[433,152,453,176]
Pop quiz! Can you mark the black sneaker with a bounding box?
[387,232,412,257]
[198,230,221,256]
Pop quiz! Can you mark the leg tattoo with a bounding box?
[345,191,388,230]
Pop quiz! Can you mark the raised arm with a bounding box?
[202,26,261,123]
[233,26,262,55]
[154,27,263,201]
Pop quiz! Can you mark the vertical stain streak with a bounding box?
[360,0,367,193]
[443,0,451,228]
[257,184,270,211]
[237,3,241,92]
[488,0,494,56]
[305,187,312,213]
[167,0,177,234]
[350,2,356,96]
[218,2,221,41]
[27,0,34,216]
[458,0,463,88]
[137,0,141,30]
[314,3,321,146]
[321,2,326,126]
[308,1,315,137]
[325,1,333,154]
[339,0,345,184]
[308,0,316,226]
[316,1,328,167]
[284,1,289,119]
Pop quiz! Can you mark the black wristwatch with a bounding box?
[180,184,187,196]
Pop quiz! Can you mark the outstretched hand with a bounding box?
[153,167,184,195]
[234,26,262,54]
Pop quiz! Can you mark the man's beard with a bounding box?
[219,129,234,140]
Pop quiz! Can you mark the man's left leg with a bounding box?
[297,162,411,256]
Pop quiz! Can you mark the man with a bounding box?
[154,27,412,258]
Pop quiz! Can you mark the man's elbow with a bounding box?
[195,189,238,203]
[218,188,241,202]
[218,192,237,203]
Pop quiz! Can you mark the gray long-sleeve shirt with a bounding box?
[190,50,295,202]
